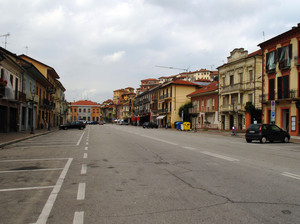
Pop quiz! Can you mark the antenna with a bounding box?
[0,33,10,49]
[263,31,265,41]
[25,46,28,55]
[155,65,189,72]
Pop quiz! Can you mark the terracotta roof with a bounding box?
[248,49,262,57]
[171,79,199,86]
[142,78,158,81]
[187,81,218,96]
[71,100,100,106]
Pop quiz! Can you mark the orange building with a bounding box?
[70,100,101,122]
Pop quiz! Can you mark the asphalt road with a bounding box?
[0,124,299,224]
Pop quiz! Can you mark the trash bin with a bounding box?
[183,122,191,131]
[176,122,183,130]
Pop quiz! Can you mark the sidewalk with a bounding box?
[0,128,57,148]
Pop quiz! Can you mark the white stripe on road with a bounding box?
[0,158,69,162]
[84,147,88,150]
[73,211,84,224]
[86,142,88,145]
[182,146,197,151]
[77,183,86,200]
[200,151,239,162]
[281,172,300,180]
[0,185,54,192]
[36,158,73,224]
[81,164,87,175]
[77,131,85,146]
[83,153,88,159]
[139,135,178,146]
[0,168,63,174]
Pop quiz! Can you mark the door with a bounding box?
[269,125,284,141]
[282,109,289,132]
[230,115,234,130]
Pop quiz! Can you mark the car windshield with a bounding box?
[247,124,260,131]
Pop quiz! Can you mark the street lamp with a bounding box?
[30,89,36,134]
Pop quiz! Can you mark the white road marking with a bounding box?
[0,168,63,174]
[200,151,239,162]
[182,146,197,150]
[81,164,87,175]
[281,172,300,180]
[77,131,85,146]
[36,158,73,224]
[73,211,84,224]
[77,183,86,200]
[0,158,69,162]
[86,142,88,145]
[84,147,88,150]
[139,134,178,146]
[83,153,88,159]
[0,185,54,192]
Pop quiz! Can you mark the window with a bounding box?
[230,75,234,85]
[266,51,276,73]
[0,68,3,79]
[249,70,253,83]
[278,45,292,69]
[10,74,13,87]
[93,109,95,113]
[88,109,90,113]
[248,94,253,102]
[239,73,243,83]
[222,77,225,86]
[269,79,275,100]
[74,108,77,113]
[79,109,81,112]
[83,109,86,113]
[277,75,289,99]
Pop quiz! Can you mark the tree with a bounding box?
[178,102,193,122]
[245,101,262,123]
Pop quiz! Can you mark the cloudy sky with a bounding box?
[1,0,299,103]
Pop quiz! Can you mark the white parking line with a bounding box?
[281,172,300,180]
[77,131,85,146]
[84,147,88,150]
[73,211,84,224]
[182,146,197,151]
[200,151,239,162]
[77,183,86,200]
[36,158,73,224]
[0,185,54,192]
[81,164,87,175]
[0,168,63,174]
[0,158,69,162]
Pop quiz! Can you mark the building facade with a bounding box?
[258,24,300,136]
[187,81,219,130]
[70,100,101,122]
[218,48,262,130]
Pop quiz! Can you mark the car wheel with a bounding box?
[80,126,84,130]
[283,136,289,143]
[64,127,67,130]
[246,139,252,143]
[260,136,267,143]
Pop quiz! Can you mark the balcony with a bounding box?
[159,94,171,100]
[189,107,199,114]
[18,91,27,102]
[220,104,243,112]
[220,83,243,94]
[260,89,299,103]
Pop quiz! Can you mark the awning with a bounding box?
[156,115,166,120]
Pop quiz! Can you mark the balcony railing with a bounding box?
[260,89,299,102]
[159,93,171,100]
[220,83,243,94]
[220,104,243,112]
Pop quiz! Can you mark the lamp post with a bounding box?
[30,89,36,134]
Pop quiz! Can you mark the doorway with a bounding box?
[230,115,234,130]
[282,109,289,132]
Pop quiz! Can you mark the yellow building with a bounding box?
[70,100,101,122]
[157,80,199,127]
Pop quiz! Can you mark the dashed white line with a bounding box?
[36,158,73,224]
[281,172,300,180]
[85,142,88,145]
[139,134,179,146]
[81,164,87,175]
[83,153,88,159]
[200,151,239,162]
[182,146,197,151]
[84,147,88,150]
[77,183,86,200]
[73,211,84,224]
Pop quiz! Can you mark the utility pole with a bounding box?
[0,33,10,49]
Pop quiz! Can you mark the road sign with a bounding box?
[271,100,275,122]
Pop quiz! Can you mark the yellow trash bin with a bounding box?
[183,122,191,131]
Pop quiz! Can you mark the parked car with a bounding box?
[59,121,86,130]
[89,121,100,125]
[245,123,290,143]
[120,121,129,125]
[142,122,158,129]
[98,121,104,125]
